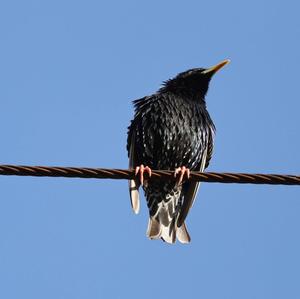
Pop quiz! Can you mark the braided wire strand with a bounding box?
[0,165,299,185]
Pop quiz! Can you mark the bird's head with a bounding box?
[161,59,230,101]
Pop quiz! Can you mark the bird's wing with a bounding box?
[177,128,214,227]
[128,130,140,214]
[177,147,207,227]
[205,130,214,168]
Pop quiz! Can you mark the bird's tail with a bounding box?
[146,216,191,244]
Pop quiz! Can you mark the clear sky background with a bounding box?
[0,1,299,298]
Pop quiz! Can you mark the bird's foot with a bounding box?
[135,165,152,186]
[174,166,190,186]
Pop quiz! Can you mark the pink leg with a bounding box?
[135,164,152,186]
[174,166,190,186]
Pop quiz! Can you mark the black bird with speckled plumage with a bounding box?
[127,60,230,244]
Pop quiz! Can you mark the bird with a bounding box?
[127,59,230,244]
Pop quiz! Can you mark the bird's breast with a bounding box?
[138,96,211,170]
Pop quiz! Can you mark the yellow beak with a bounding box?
[202,59,230,75]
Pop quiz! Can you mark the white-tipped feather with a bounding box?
[129,179,140,214]
[147,218,161,239]
[177,223,191,244]
[160,224,175,244]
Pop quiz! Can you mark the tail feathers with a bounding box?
[146,216,191,244]
[146,218,161,239]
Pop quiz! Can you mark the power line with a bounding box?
[0,164,299,185]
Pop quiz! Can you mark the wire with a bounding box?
[0,164,299,185]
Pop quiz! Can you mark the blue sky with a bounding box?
[0,0,300,298]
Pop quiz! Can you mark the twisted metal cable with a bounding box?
[0,165,299,185]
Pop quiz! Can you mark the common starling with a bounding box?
[127,59,230,243]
